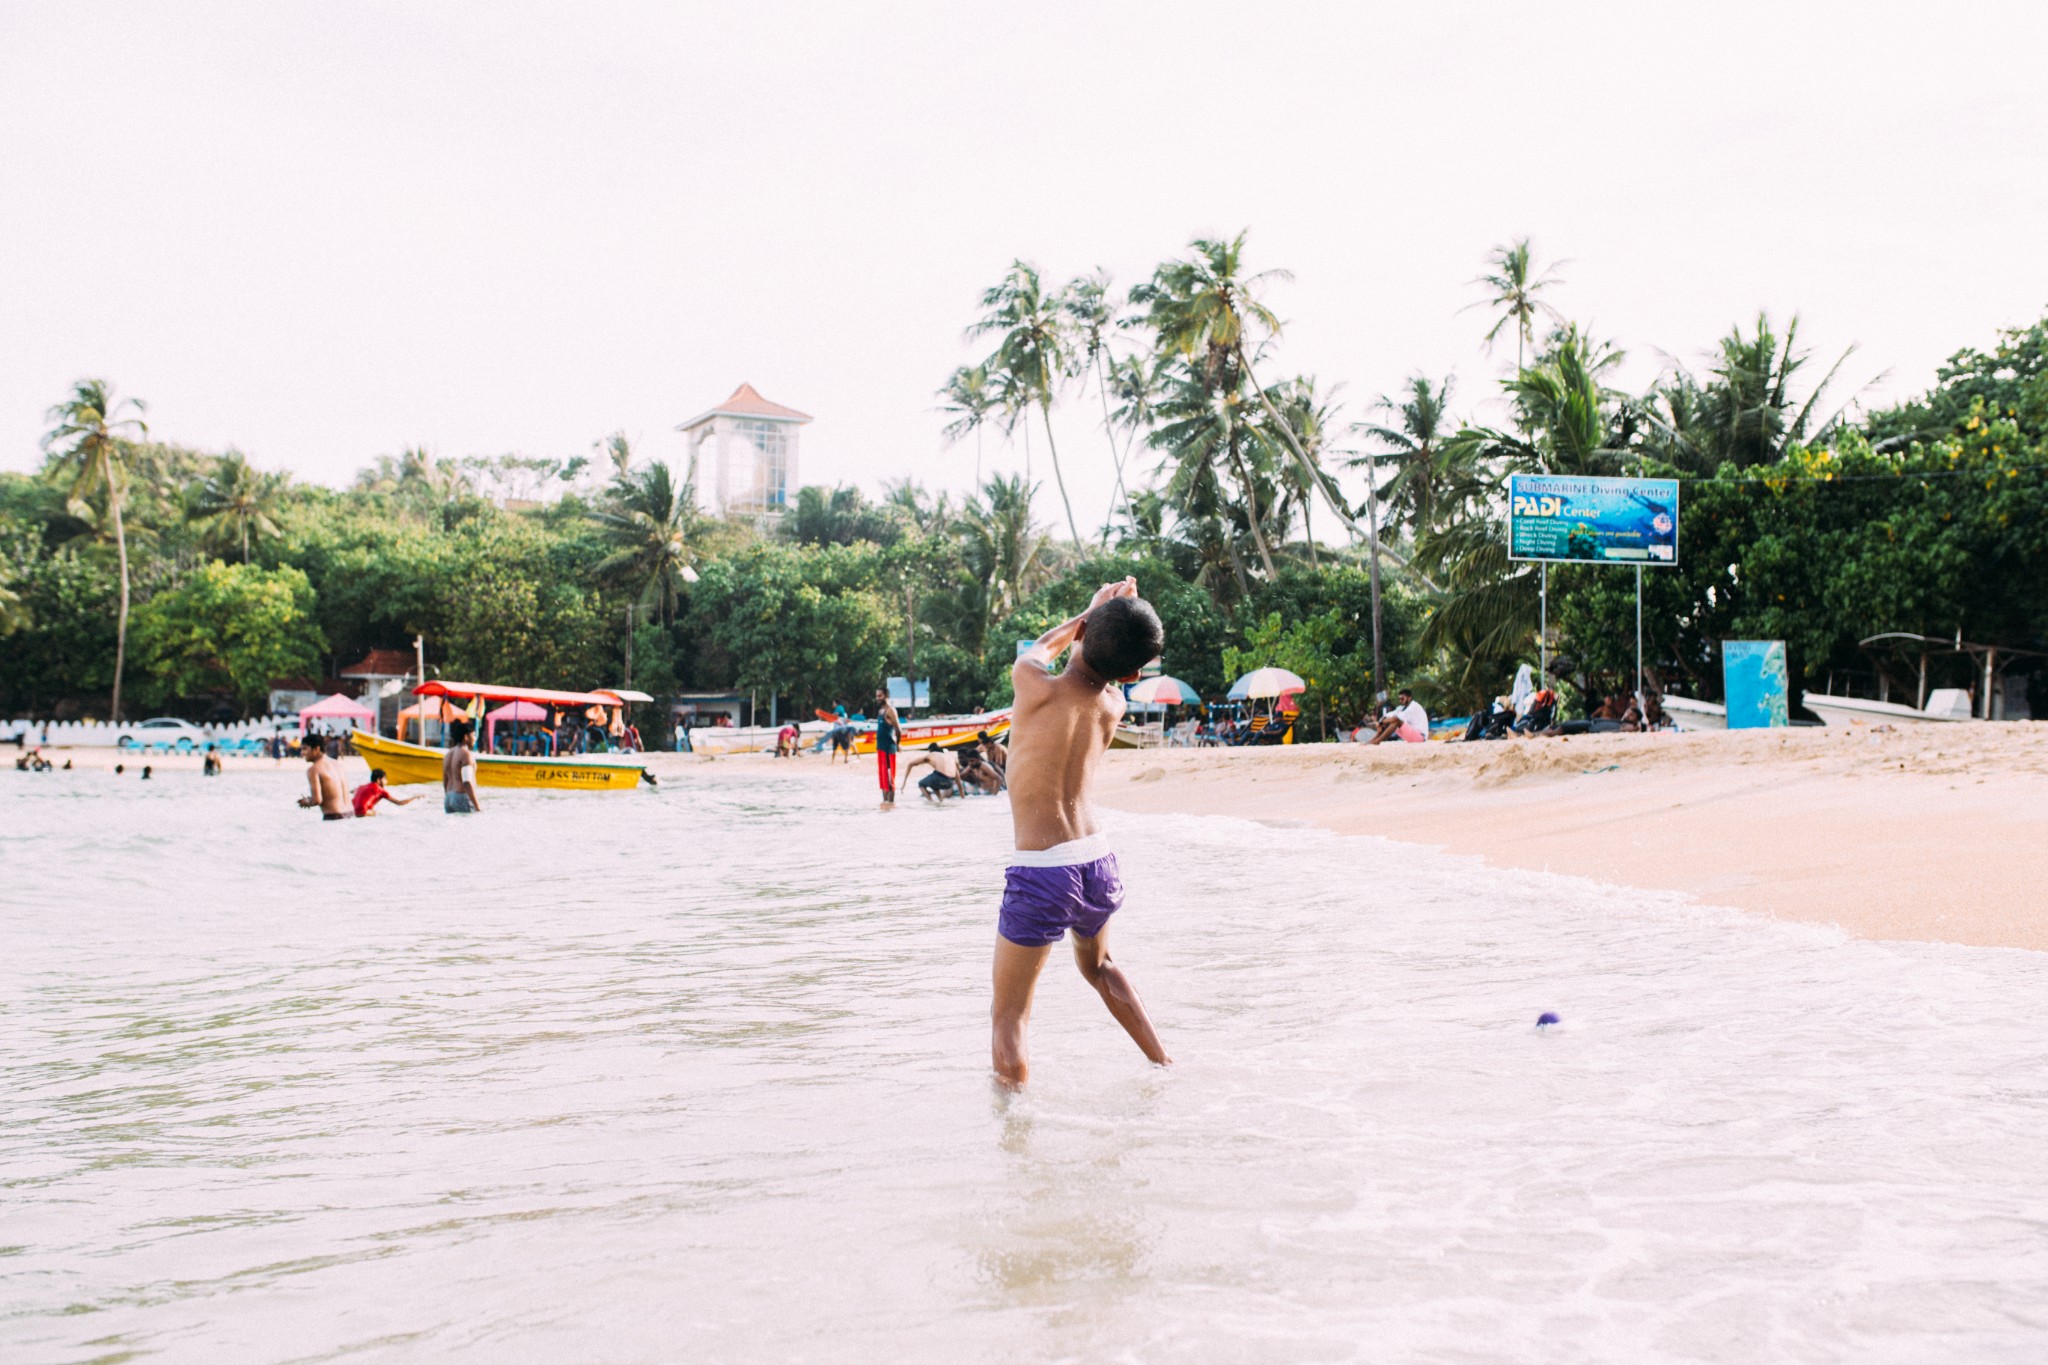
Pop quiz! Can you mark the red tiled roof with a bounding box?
[679,382,813,430]
[340,649,417,678]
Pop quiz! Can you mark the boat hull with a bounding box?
[1800,693,1975,727]
[850,711,1011,756]
[350,730,645,790]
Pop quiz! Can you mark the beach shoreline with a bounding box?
[25,723,2044,951]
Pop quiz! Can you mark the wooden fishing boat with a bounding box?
[350,729,646,790]
[850,709,1011,756]
[349,680,649,790]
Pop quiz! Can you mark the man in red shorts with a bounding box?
[873,686,900,809]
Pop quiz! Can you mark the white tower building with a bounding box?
[677,383,813,519]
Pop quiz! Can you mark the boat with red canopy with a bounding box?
[349,681,650,790]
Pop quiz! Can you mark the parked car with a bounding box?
[116,717,211,750]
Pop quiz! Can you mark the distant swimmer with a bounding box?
[298,738,348,819]
[898,743,961,803]
[873,686,900,811]
[992,577,1170,1089]
[351,766,418,818]
[442,720,483,813]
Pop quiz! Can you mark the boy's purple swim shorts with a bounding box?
[999,834,1124,947]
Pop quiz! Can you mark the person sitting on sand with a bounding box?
[976,729,1007,780]
[1369,688,1430,744]
[957,746,1002,796]
[442,719,483,814]
[351,766,418,818]
[993,576,1172,1089]
[898,743,963,803]
[1512,688,1557,736]
[298,741,348,819]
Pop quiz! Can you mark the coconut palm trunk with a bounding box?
[1038,400,1083,547]
[1091,353,1136,544]
[1225,441,1278,580]
[111,494,130,722]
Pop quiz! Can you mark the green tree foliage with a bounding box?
[686,543,897,716]
[437,521,609,689]
[129,561,324,714]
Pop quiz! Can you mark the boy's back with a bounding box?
[1006,644,1124,851]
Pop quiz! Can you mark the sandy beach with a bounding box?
[1086,725,2048,953]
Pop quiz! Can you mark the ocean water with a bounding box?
[2,765,2045,1363]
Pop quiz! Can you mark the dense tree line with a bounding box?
[4,235,2044,729]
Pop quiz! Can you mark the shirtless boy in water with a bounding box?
[992,576,1171,1088]
[298,738,349,820]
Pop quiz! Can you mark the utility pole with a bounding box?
[1360,454,1386,703]
[904,584,918,709]
[623,604,635,690]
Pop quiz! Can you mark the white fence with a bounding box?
[3,716,297,749]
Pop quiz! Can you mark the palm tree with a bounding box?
[592,461,701,626]
[968,262,1084,545]
[1643,313,1859,471]
[1060,268,1137,540]
[1143,349,1276,584]
[937,363,998,487]
[189,450,287,562]
[1354,375,1462,540]
[599,431,635,478]
[1259,375,1345,567]
[1467,238,1565,374]
[1132,231,1367,557]
[42,379,148,720]
[954,474,1052,648]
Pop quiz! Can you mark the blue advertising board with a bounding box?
[1721,640,1790,729]
[1508,475,1680,566]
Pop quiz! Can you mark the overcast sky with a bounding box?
[5,2,2045,532]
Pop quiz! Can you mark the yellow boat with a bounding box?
[350,729,646,790]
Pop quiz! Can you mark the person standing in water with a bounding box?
[297,737,348,820]
[992,577,1170,1088]
[873,686,900,810]
[442,719,483,813]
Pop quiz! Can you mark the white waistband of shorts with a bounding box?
[1009,832,1111,868]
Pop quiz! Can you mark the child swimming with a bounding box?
[991,576,1171,1088]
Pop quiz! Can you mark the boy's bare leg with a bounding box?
[1070,928,1171,1066]
[991,936,1053,1089]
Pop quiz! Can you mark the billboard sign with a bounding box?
[1508,474,1679,566]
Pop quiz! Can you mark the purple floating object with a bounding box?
[1536,1012,1561,1027]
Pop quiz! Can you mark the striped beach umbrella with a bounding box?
[1227,667,1307,700]
[1126,675,1200,706]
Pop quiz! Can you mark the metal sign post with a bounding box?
[1635,564,1644,708]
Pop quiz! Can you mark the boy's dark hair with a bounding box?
[303,740,323,759]
[369,767,387,783]
[449,719,471,744]
[1080,596,1165,682]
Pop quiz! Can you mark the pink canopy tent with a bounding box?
[484,699,548,751]
[298,692,377,735]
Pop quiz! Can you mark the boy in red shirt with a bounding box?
[351,767,419,818]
